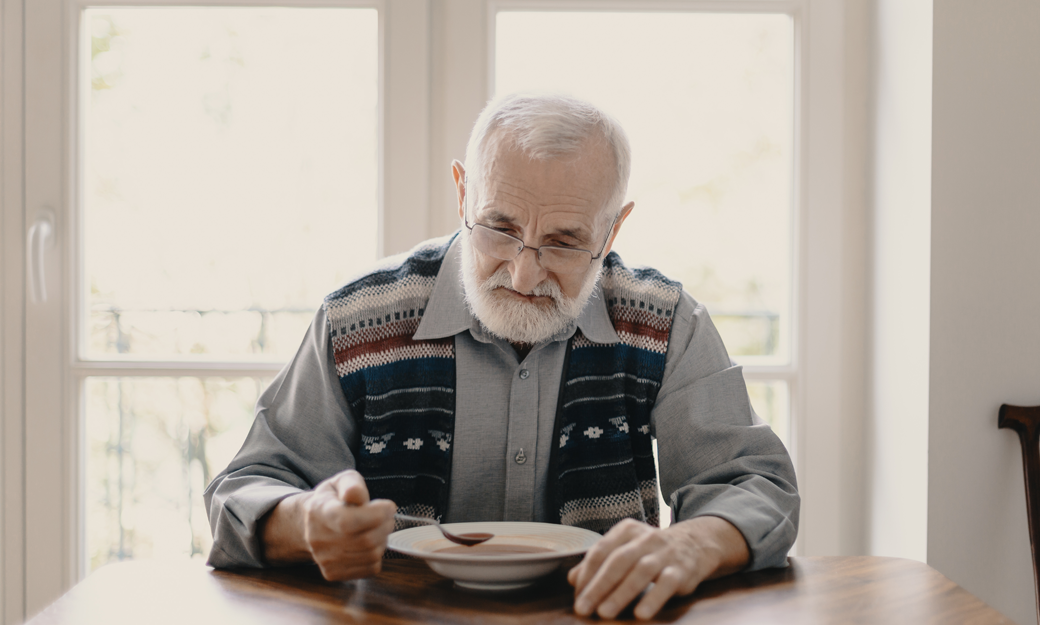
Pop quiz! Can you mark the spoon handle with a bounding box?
[395,513,437,526]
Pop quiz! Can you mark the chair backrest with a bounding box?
[998,403,1040,625]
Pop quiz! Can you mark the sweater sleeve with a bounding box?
[653,292,800,570]
[203,307,359,568]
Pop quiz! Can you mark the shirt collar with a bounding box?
[413,233,619,346]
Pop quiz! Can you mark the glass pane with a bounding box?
[747,380,790,450]
[496,12,794,362]
[85,376,268,571]
[83,7,378,360]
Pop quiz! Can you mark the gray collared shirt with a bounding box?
[204,237,799,570]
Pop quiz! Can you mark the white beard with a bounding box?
[459,233,604,345]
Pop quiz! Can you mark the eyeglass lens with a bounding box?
[470,225,593,274]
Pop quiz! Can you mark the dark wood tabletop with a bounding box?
[27,556,1011,624]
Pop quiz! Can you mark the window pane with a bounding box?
[85,376,267,572]
[747,380,790,450]
[496,12,794,361]
[84,8,378,360]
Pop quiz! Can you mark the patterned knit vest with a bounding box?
[323,234,682,533]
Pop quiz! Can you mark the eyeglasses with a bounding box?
[463,188,618,275]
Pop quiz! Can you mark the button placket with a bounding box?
[504,356,538,520]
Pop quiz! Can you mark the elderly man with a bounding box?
[205,93,799,620]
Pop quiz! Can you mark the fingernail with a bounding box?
[574,599,590,615]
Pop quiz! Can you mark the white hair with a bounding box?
[463,93,632,223]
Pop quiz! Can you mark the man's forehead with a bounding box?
[478,145,613,208]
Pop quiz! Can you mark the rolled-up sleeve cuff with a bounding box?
[206,477,303,569]
[672,479,799,571]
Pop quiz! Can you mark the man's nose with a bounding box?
[509,247,549,294]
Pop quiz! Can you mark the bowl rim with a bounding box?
[387,521,601,562]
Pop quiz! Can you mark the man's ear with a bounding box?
[452,160,467,221]
[601,201,635,257]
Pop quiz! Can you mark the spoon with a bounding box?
[394,514,494,546]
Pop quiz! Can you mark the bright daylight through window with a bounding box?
[82,7,377,571]
[496,11,795,447]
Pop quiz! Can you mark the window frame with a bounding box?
[1,0,850,621]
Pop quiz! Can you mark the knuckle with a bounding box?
[635,555,661,575]
[660,566,684,584]
[614,541,645,563]
[618,518,641,531]
[625,517,644,528]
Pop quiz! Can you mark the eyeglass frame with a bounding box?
[461,178,620,274]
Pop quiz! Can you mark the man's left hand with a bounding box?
[568,516,750,620]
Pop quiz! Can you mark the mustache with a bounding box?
[479,267,563,301]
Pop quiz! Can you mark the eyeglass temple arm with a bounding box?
[591,211,621,260]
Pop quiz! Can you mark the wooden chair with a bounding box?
[998,403,1040,624]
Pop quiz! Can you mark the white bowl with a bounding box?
[387,521,600,591]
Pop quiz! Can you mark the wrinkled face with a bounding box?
[456,140,623,345]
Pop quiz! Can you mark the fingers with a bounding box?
[634,566,687,620]
[571,519,645,595]
[571,519,709,620]
[574,545,655,618]
[315,540,386,581]
[319,560,383,581]
[332,470,371,506]
[601,553,670,619]
[308,500,397,582]
[303,475,398,582]
[312,495,390,535]
[328,510,395,555]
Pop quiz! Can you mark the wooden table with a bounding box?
[27,556,1011,624]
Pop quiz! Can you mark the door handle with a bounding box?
[27,209,55,304]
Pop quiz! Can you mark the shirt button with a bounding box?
[515,448,527,464]
[519,369,530,380]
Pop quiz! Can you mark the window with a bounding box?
[80,6,378,572]
[495,8,795,522]
[6,1,846,619]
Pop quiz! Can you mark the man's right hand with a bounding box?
[260,469,397,581]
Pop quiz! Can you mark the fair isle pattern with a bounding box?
[552,252,682,533]
[559,480,660,527]
[323,235,458,520]
[336,341,455,379]
[324,235,681,537]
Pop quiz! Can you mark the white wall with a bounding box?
[930,3,1040,624]
[865,0,931,563]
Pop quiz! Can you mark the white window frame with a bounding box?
[0,0,849,621]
